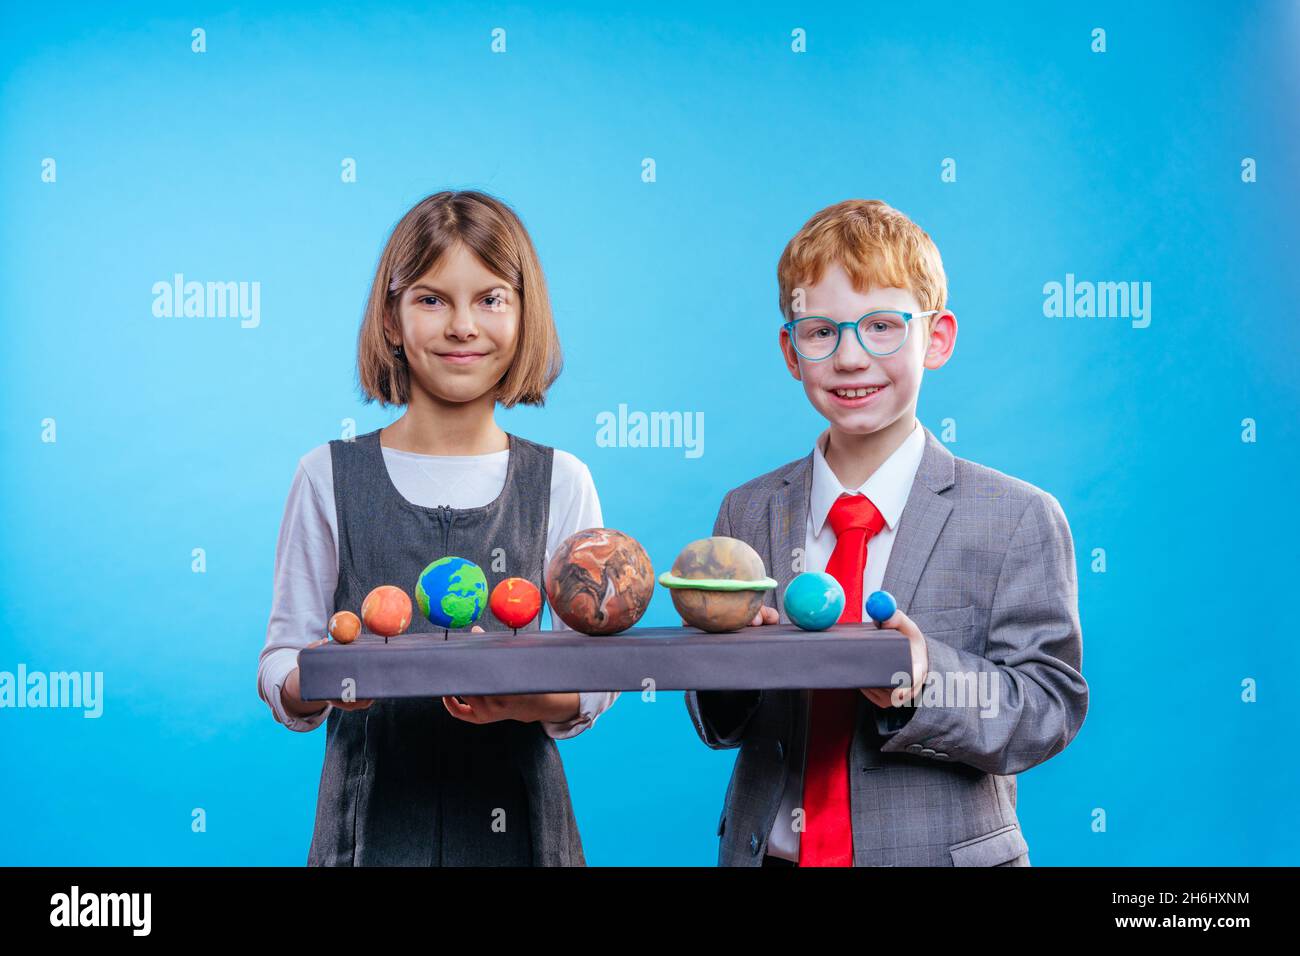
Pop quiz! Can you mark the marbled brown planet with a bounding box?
[544,528,654,635]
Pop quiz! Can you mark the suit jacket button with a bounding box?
[933,752,949,760]
[776,741,784,761]
[906,744,923,754]
[920,748,936,757]
[750,833,761,855]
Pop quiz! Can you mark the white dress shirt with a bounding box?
[766,419,927,861]
[257,440,619,738]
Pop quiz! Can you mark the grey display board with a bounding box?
[297,624,914,700]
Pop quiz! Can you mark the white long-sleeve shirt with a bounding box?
[257,438,619,738]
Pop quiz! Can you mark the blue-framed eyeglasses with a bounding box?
[782,310,939,360]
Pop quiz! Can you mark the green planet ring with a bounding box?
[658,572,778,591]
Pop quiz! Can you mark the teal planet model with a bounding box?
[783,571,846,630]
[415,556,488,628]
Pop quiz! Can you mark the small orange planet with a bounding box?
[361,585,412,638]
[328,610,361,643]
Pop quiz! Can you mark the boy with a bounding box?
[685,199,1088,867]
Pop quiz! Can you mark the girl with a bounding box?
[257,191,618,866]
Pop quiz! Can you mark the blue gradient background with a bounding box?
[2,1,1297,865]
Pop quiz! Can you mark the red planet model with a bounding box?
[489,577,542,630]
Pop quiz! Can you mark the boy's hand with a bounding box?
[442,626,581,725]
[860,609,929,708]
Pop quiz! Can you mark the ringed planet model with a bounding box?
[658,536,777,632]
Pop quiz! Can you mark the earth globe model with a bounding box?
[658,536,778,632]
[415,556,488,628]
[783,571,846,631]
[544,528,654,635]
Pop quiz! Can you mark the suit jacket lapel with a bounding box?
[763,454,813,756]
[880,424,956,612]
[768,452,813,621]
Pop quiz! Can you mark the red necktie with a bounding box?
[799,492,887,867]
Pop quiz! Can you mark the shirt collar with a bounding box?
[809,420,926,537]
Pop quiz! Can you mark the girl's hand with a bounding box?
[443,692,580,724]
[443,691,582,725]
[442,626,581,725]
[285,639,374,715]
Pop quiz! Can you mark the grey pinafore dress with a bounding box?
[306,427,585,866]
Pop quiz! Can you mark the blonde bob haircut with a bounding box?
[777,199,948,333]
[357,190,563,408]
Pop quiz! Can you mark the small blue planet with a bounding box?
[865,589,898,624]
[783,572,845,631]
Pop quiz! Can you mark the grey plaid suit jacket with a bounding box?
[685,424,1088,866]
